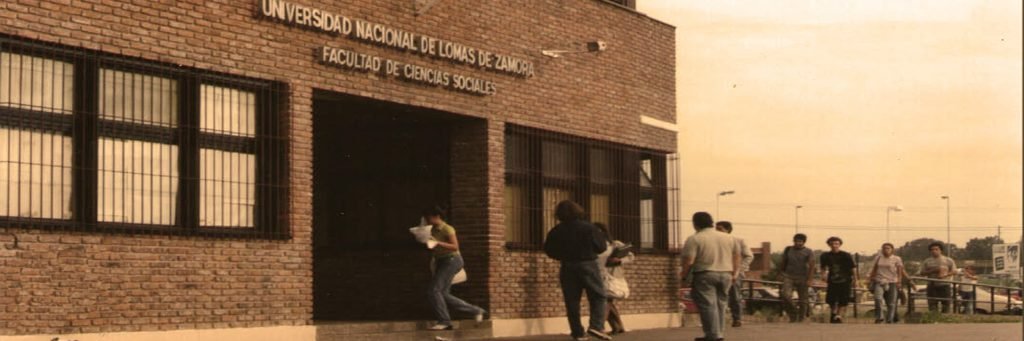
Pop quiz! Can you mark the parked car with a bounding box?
[681,286,805,316]
[739,286,828,316]
[904,284,1023,314]
[740,287,785,315]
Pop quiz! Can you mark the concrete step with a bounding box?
[315,320,493,341]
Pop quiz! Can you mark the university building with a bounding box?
[0,0,679,339]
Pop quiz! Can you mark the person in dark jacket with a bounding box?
[544,200,612,341]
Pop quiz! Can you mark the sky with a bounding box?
[637,0,1023,254]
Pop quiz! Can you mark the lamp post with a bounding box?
[941,195,950,254]
[795,205,803,234]
[886,205,902,243]
[716,190,734,218]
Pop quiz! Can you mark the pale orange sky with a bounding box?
[638,0,1023,254]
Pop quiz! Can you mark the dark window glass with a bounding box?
[503,126,677,250]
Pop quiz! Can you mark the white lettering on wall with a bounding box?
[318,45,497,96]
[257,0,534,78]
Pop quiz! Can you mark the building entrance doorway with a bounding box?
[312,91,457,321]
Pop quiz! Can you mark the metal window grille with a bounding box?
[0,34,289,239]
[504,124,678,250]
[602,0,636,9]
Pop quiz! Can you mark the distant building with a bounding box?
[747,242,773,280]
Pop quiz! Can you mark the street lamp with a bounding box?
[886,205,902,243]
[716,190,734,218]
[795,205,803,233]
[941,195,950,254]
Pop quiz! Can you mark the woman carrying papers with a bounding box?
[420,205,486,330]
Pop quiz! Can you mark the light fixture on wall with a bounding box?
[541,41,608,58]
[414,0,443,16]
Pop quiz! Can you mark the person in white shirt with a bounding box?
[956,266,978,315]
[680,212,740,341]
[715,221,753,327]
[918,242,957,313]
[595,223,635,335]
[868,243,908,323]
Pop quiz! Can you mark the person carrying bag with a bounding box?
[417,206,485,330]
[595,223,634,335]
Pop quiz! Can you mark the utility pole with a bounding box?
[941,195,951,254]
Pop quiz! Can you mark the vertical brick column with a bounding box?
[449,117,492,311]
[288,84,315,321]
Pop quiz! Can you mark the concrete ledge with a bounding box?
[640,115,678,132]
[491,312,682,338]
[1,325,316,341]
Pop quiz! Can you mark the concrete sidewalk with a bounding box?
[487,322,1024,341]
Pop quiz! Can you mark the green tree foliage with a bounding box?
[961,236,1004,261]
[895,237,944,262]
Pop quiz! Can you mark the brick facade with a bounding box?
[0,0,676,335]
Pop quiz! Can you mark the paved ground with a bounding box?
[488,322,1024,341]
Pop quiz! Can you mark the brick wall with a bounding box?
[483,119,680,319]
[0,0,675,152]
[0,230,311,334]
[449,119,494,312]
[0,0,676,335]
[488,250,680,318]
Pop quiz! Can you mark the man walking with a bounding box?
[820,237,857,323]
[715,221,753,327]
[778,233,815,322]
[544,200,612,341]
[680,212,740,341]
[919,242,957,313]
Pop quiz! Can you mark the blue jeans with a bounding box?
[692,272,732,340]
[873,282,898,322]
[428,255,483,325]
[959,290,975,315]
[727,276,743,321]
[558,260,607,338]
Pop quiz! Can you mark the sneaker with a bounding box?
[427,323,453,330]
[474,310,486,323]
[732,320,742,327]
[874,319,884,324]
[835,315,843,324]
[586,328,612,340]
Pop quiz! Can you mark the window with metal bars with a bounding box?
[504,125,678,251]
[0,35,288,239]
[602,0,636,9]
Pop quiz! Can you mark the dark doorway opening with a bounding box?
[312,91,458,321]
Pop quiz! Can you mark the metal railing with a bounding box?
[737,278,852,318]
[680,275,1023,321]
[906,276,1024,315]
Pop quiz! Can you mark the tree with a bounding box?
[961,235,1004,261]
[895,237,944,262]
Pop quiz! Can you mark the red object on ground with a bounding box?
[679,288,700,313]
